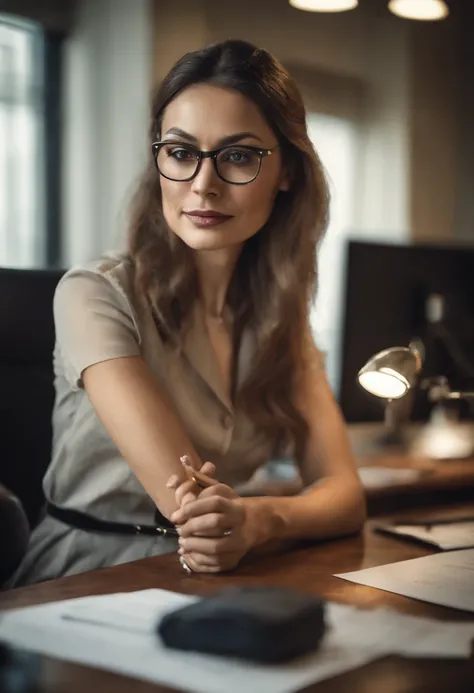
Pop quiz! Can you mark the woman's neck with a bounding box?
[194,246,242,318]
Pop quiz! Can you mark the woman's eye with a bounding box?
[161,145,196,161]
[170,148,194,161]
[223,149,252,164]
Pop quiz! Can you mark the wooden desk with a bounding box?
[349,423,474,514]
[1,502,473,693]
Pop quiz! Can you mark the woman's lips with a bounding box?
[184,212,233,228]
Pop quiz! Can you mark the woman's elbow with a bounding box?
[344,482,367,534]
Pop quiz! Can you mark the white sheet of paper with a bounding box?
[64,592,474,659]
[1,588,474,693]
[0,589,387,693]
[63,590,474,659]
[336,548,474,613]
[340,606,474,658]
[358,466,422,489]
[379,521,474,550]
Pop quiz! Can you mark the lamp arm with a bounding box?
[444,391,474,401]
[421,376,474,403]
[433,322,474,380]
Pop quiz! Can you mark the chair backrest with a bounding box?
[0,267,64,527]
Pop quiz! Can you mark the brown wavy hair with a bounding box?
[128,39,330,463]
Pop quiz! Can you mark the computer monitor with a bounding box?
[338,240,474,423]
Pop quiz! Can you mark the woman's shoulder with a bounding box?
[60,250,134,290]
[52,252,143,388]
[56,251,136,308]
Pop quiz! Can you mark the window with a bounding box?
[307,113,359,393]
[0,16,45,267]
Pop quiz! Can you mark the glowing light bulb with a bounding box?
[289,0,358,13]
[388,0,449,22]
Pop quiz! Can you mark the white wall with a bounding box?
[62,0,153,267]
[355,9,411,240]
[410,17,459,243]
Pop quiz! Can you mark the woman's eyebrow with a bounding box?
[163,127,263,146]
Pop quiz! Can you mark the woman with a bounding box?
[10,39,365,586]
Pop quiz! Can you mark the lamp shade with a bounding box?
[388,0,449,21]
[358,346,423,400]
[289,0,358,12]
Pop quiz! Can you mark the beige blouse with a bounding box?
[10,252,274,586]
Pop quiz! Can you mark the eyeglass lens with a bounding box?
[156,144,261,183]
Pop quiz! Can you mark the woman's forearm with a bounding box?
[243,477,366,549]
[83,356,205,520]
[235,477,303,498]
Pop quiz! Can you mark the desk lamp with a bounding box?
[357,342,423,447]
[358,317,474,458]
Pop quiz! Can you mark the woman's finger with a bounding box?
[180,551,221,568]
[174,464,225,511]
[200,461,216,477]
[199,482,238,500]
[181,458,218,489]
[178,512,234,538]
[180,551,242,573]
[179,534,237,556]
[179,525,232,539]
[166,474,181,490]
[171,495,243,525]
[175,479,199,508]
[167,460,215,492]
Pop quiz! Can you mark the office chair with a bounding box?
[0,267,64,533]
[0,483,30,585]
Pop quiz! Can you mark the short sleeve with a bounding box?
[54,270,141,389]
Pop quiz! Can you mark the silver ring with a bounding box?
[179,555,193,574]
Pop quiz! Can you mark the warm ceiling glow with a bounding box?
[289,0,358,12]
[359,368,409,400]
[388,0,449,21]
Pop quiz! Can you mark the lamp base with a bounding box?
[369,397,412,452]
[376,426,408,448]
[410,405,474,460]
[351,423,411,457]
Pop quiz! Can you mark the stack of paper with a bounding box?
[1,588,474,693]
[376,520,474,550]
[336,548,474,613]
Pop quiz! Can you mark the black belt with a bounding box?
[46,502,179,538]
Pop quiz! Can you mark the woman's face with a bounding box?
[158,83,288,252]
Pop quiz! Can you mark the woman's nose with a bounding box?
[190,157,221,196]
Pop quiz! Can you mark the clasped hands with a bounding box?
[166,457,254,573]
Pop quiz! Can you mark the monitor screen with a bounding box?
[338,240,474,422]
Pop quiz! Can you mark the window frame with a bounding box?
[0,13,63,268]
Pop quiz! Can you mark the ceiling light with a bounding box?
[388,0,449,21]
[289,0,358,13]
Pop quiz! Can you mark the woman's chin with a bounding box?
[176,229,242,252]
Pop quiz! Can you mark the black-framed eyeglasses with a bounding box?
[151,141,279,185]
